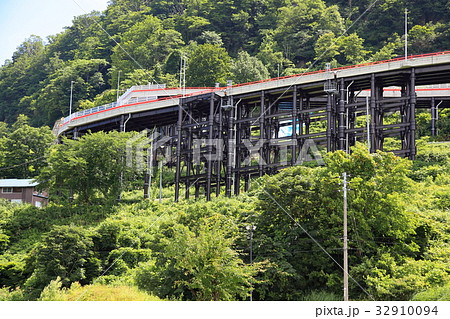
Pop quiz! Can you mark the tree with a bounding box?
[256,31,293,77]
[11,35,45,63]
[274,0,345,65]
[314,32,369,66]
[23,59,110,126]
[314,32,340,66]
[0,36,47,123]
[196,31,224,46]
[38,131,137,204]
[337,33,369,64]
[231,51,269,84]
[251,145,424,300]
[24,225,100,298]
[408,24,438,55]
[0,115,53,179]
[136,214,255,300]
[186,44,231,87]
[111,15,184,75]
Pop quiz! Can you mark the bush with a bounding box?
[0,254,27,289]
[24,225,101,298]
[412,282,450,301]
[136,216,255,301]
[39,277,161,301]
[0,287,25,301]
[106,247,152,275]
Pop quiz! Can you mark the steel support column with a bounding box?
[338,78,346,151]
[326,92,333,152]
[225,97,234,197]
[206,93,215,201]
[431,97,437,136]
[259,91,265,177]
[174,100,183,202]
[409,68,417,160]
[292,86,298,165]
[370,74,377,153]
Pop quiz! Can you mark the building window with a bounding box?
[10,199,22,204]
[2,187,13,193]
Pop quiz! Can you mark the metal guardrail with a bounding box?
[56,87,222,136]
[231,51,450,88]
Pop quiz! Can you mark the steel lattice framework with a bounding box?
[58,53,450,201]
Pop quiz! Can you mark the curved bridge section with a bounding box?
[56,52,450,201]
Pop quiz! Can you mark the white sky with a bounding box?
[0,0,110,64]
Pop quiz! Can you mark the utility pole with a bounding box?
[405,8,408,61]
[159,159,163,203]
[148,137,153,199]
[343,172,349,301]
[246,224,256,301]
[69,80,74,116]
[116,70,122,104]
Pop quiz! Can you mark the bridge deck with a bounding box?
[57,51,450,136]
[55,51,450,201]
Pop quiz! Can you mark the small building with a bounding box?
[0,179,48,208]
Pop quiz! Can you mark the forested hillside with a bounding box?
[0,0,449,126]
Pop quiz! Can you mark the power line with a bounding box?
[0,155,46,171]
[70,0,202,127]
[252,177,376,301]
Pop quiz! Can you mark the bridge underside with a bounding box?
[64,65,450,201]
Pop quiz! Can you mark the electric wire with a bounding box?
[70,0,202,127]
[250,0,381,127]
[252,177,376,301]
[74,176,202,301]
[0,155,46,171]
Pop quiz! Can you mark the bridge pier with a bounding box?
[291,86,298,165]
[57,53,450,202]
[338,78,346,151]
[174,100,183,202]
[431,97,437,136]
[409,68,417,159]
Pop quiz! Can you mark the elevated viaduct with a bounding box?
[55,52,450,200]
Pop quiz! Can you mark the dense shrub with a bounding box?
[38,277,161,301]
[23,225,101,298]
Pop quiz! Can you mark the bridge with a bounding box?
[55,51,450,201]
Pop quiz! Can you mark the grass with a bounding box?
[39,279,163,301]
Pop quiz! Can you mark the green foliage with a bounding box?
[135,197,256,300]
[0,254,27,289]
[274,0,344,65]
[38,277,162,301]
[38,131,139,204]
[0,287,25,301]
[357,254,449,300]
[163,219,254,300]
[299,290,342,301]
[231,51,269,84]
[412,282,450,301]
[186,44,231,87]
[250,145,439,300]
[27,59,110,125]
[111,15,184,75]
[0,115,53,178]
[24,225,100,298]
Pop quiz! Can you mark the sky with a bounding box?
[0,0,110,64]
